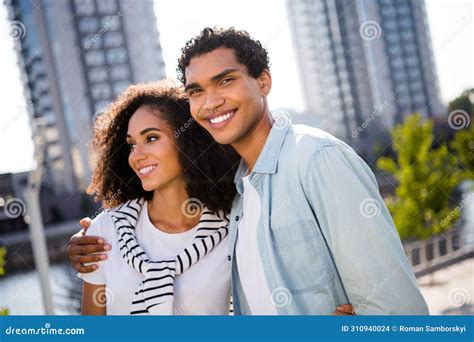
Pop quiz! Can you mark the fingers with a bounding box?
[333,304,355,316]
[72,262,99,273]
[71,235,106,245]
[70,253,107,264]
[79,217,92,230]
[67,234,111,273]
[337,304,354,314]
[67,242,110,265]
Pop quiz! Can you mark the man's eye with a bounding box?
[221,78,233,85]
[188,88,202,97]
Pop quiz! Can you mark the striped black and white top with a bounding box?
[107,198,230,315]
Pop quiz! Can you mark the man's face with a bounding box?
[184,47,270,145]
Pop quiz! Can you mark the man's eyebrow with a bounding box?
[211,68,238,82]
[184,68,239,92]
[126,127,161,138]
[184,82,199,93]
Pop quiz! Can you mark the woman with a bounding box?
[79,80,239,315]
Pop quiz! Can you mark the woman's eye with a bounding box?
[147,136,158,143]
[127,143,136,151]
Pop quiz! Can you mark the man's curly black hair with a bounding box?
[87,80,240,213]
[177,27,270,84]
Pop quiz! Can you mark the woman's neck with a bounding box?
[148,183,201,234]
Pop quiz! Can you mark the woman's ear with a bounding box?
[258,69,272,97]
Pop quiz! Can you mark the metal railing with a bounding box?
[403,226,474,277]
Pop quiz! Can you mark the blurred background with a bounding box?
[0,0,472,315]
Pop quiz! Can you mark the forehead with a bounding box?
[185,47,245,84]
[127,106,165,131]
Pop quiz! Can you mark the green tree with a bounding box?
[451,115,474,178]
[0,247,5,276]
[377,114,462,240]
[0,247,8,315]
[448,88,474,116]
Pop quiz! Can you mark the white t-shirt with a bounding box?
[78,202,231,315]
[235,175,277,315]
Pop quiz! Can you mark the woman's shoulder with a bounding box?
[85,210,117,240]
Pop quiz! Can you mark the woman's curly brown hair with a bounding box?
[87,80,240,213]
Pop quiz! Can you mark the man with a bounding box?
[69,27,428,315]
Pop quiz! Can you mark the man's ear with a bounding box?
[258,69,272,97]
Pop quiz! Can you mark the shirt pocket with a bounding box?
[269,219,333,294]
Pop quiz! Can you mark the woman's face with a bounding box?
[126,105,184,192]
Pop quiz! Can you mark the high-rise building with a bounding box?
[287,0,443,146]
[5,0,166,194]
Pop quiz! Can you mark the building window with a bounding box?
[91,83,112,100]
[85,50,106,66]
[113,81,130,96]
[89,67,108,83]
[82,34,102,49]
[97,0,118,14]
[106,48,127,64]
[75,0,95,16]
[103,32,124,48]
[109,65,130,80]
[101,15,121,31]
[78,17,99,33]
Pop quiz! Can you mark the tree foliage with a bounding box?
[377,114,463,240]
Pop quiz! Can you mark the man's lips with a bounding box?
[206,109,237,127]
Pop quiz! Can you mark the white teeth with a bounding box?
[139,165,157,175]
[210,111,234,124]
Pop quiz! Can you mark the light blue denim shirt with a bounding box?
[228,122,429,315]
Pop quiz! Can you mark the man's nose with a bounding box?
[203,91,224,114]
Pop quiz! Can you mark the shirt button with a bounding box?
[235,216,239,221]
[227,255,231,261]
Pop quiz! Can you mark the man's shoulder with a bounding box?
[287,124,351,154]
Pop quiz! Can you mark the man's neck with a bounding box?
[232,110,273,172]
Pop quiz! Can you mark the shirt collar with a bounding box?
[234,122,291,191]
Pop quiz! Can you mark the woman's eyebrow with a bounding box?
[126,127,161,138]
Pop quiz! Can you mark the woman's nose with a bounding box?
[131,144,147,163]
